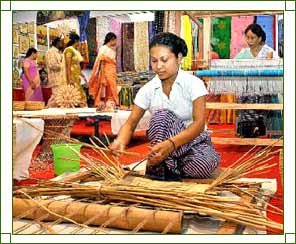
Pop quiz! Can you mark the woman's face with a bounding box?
[31,52,38,60]
[109,39,117,48]
[73,40,80,49]
[150,45,180,81]
[245,30,262,49]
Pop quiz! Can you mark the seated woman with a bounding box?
[21,48,44,101]
[235,23,281,136]
[109,32,220,181]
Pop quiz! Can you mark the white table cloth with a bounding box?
[13,118,44,180]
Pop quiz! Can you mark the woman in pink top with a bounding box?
[21,48,44,101]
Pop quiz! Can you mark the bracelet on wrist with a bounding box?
[167,138,177,151]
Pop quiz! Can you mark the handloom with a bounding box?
[197,59,283,96]
[13,124,283,234]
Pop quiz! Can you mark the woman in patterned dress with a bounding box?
[64,32,88,107]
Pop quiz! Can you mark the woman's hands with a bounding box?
[109,139,126,157]
[29,80,36,89]
[148,139,175,166]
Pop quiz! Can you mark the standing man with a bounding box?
[45,37,65,107]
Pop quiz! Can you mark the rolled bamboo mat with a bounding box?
[25,101,45,111]
[13,101,25,111]
[13,198,183,233]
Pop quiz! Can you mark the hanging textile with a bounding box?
[110,18,122,72]
[96,16,111,51]
[255,15,275,49]
[153,11,164,34]
[148,21,155,71]
[122,23,135,71]
[86,18,97,68]
[230,16,254,59]
[78,11,90,66]
[181,15,192,70]
[163,11,176,34]
[211,17,234,123]
[278,17,283,57]
[134,22,149,72]
[211,17,231,59]
[78,11,90,42]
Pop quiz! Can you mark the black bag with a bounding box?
[237,116,266,138]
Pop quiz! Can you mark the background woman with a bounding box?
[109,32,220,181]
[235,23,281,136]
[88,32,119,108]
[64,32,88,106]
[21,48,44,101]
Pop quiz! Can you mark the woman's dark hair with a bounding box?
[67,32,80,47]
[149,32,187,58]
[52,37,61,47]
[103,32,117,45]
[244,23,266,43]
[25,47,38,58]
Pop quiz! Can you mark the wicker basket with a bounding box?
[25,101,45,110]
[13,101,25,111]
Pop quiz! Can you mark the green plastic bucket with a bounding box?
[51,143,82,175]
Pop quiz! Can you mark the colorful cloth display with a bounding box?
[255,15,275,50]
[134,22,149,72]
[122,23,135,71]
[181,15,192,70]
[163,11,176,34]
[211,17,231,59]
[110,18,122,72]
[230,16,254,59]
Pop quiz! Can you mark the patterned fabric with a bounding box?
[134,22,149,72]
[122,23,135,71]
[211,17,231,59]
[278,18,283,57]
[163,11,176,34]
[148,21,155,71]
[45,46,65,88]
[146,109,220,180]
[153,11,164,34]
[230,16,254,59]
[110,18,122,72]
[255,15,275,49]
[21,58,44,101]
[63,46,86,103]
[181,15,192,70]
[96,17,111,50]
[77,11,90,42]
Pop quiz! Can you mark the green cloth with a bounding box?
[211,17,231,59]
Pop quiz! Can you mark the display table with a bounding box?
[13,118,44,179]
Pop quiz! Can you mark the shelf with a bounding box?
[211,137,283,147]
[206,103,283,110]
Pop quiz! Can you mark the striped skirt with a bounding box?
[146,109,221,181]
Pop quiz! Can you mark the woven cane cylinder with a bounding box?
[13,101,25,111]
[25,101,45,110]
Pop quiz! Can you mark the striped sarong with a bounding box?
[146,109,220,181]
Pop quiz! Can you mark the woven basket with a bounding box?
[25,101,45,110]
[13,101,25,111]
